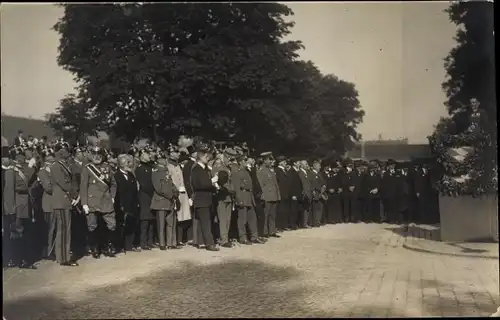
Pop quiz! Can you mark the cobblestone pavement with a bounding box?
[3,223,499,319]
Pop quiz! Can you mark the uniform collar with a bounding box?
[197,161,206,169]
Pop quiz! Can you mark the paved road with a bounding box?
[3,223,499,319]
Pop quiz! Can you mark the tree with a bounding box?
[45,92,102,143]
[428,1,496,196]
[53,3,364,155]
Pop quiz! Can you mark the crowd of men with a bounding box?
[2,131,435,269]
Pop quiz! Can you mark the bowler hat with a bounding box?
[276,155,287,163]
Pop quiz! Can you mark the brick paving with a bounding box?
[3,223,499,319]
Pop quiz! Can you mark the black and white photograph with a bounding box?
[1,1,498,318]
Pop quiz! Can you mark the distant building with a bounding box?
[347,140,432,162]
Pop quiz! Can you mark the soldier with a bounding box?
[182,146,202,247]
[341,159,360,223]
[274,156,290,232]
[114,154,141,253]
[38,147,56,259]
[135,148,156,250]
[286,157,302,230]
[212,148,237,248]
[232,153,265,245]
[309,159,327,227]
[151,151,180,250]
[190,144,219,252]
[298,159,312,228]
[256,152,281,238]
[50,141,79,266]
[80,146,118,258]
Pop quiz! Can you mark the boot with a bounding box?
[88,231,100,259]
[104,229,116,258]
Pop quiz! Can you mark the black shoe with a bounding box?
[259,237,268,243]
[251,238,265,244]
[270,234,281,238]
[19,261,37,269]
[92,251,101,259]
[131,247,142,252]
[104,247,116,258]
[239,240,253,245]
[221,242,233,248]
[60,261,79,267]
[141,246,151,251]
[263,235,270,238]
[167,245,181,250]
[159,246,167,250]
[205,245,220,252]
[177,242,186,247]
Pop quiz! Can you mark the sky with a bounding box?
[0,2,457,143]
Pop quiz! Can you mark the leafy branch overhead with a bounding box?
[52,3,364,155]
[429,1,496,196]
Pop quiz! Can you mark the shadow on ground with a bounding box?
[385,224,441,241]
[3,259,344,319]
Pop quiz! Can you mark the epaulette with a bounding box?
[1,165,13,170]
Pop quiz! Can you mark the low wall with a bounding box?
[439,195,498,242]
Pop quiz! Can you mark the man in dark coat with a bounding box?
[274,156,290,232]
[309,158,327,227]
[381,159,399,223]
[287,157,303,230]
[361,160,382,222]
[341,159,361,223]
[115,154,141,252]
[325,160,344,224]
[69,145,87,257]
[182,146,202,246]
[135,149,156,250]
[190,144,219,251]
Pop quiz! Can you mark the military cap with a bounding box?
[41,147,55,159]
[89,145,105,156]
[224,147,239,159]
[54,140,70,153]
[386,159,397,165]
[260,151,273,159]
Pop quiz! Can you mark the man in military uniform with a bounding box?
[182,146,202,247]
[135,148,156,250]
[212,148,237,248]
[274,156,290,232]
[70,144,87,257]
[232,152,265,245]
[51,141,79,266]
[37,147,56,259]
[80,146,118,258]
[151,151,180,250]
[256,152,281,238]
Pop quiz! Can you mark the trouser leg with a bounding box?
[237,206,248,242]
[217,202,232,244]
[195,207,214,246]
[55,209,72,263]
[155,210,167,247]
[247,206,259,241]
[165,210,176,247]
[45,211,56,258]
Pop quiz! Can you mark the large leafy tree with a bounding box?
[428,1,496,196]
[53,3,364,155]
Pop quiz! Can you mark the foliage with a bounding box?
[52,3,364,155]
[429,1,496,197]
[45,92,102,144]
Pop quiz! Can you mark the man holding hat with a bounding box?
[256,152,281,238]
[50,141,79,266]
[135,147,156,250]
[286,157,303,230]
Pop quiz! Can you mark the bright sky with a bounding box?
[0,2,457,143]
